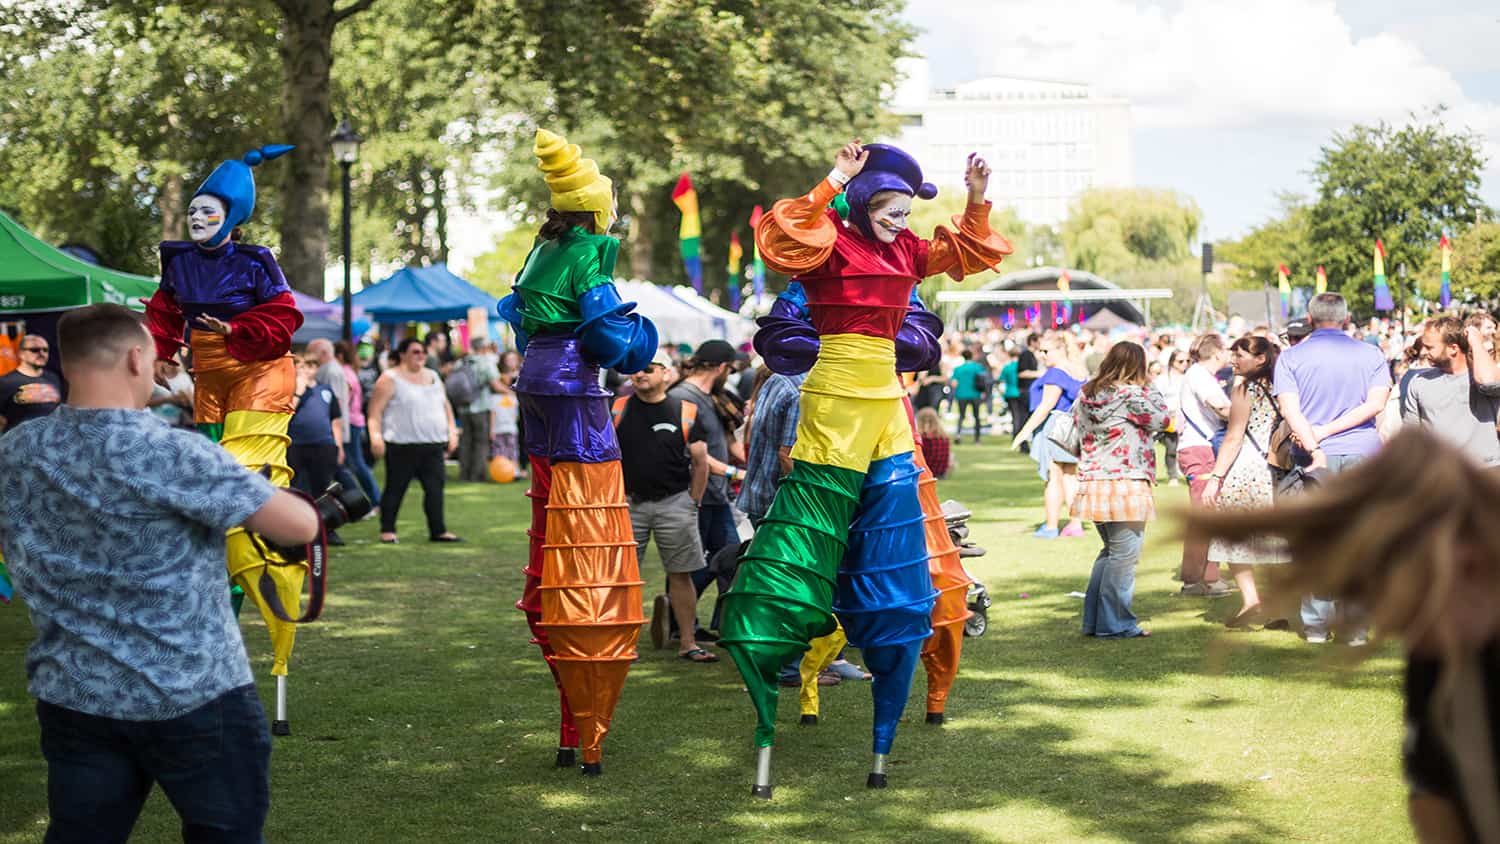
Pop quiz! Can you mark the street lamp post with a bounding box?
[331,118,363,342]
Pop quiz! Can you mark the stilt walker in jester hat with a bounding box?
[143,145,309,735]
[720,140,1011,797]
[497,128,658,776]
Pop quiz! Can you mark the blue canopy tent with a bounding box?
[350,263,498,324]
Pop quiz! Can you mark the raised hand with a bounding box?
[835,139,868,180]
[964,152,991,202]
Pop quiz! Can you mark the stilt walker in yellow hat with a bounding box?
[498,129,658,774]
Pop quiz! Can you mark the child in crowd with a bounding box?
[916,406,952,479]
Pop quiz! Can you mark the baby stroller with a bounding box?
[940,500,990,638]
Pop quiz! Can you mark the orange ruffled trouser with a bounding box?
[190,332,305,677]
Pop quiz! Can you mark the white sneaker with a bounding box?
[1304,631,1329,644]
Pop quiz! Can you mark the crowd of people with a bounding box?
[6,289,1500,840]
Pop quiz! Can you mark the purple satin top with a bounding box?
[159,241,291,322]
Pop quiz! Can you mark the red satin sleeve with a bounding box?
[143,289,187,361]
[924,201,1015,281]
[755,178,842,275]
[225,292,304,362]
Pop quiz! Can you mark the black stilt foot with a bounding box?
[799,714,818,726]
[751,784,773,799]
[866,772,888,789]
[555,748,576,768]
[925,712,945,725]
[580,762,602,776]
[271,720,290,737]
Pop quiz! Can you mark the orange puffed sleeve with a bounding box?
[926,201,1015,281]
[755,178,842,275]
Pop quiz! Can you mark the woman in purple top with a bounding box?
[1012,333,1090,538]
[336,340,380,507]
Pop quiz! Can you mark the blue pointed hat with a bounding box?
[845,143,937,241]
[193,144,295,246]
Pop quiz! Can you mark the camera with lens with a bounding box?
[264,481,372,564]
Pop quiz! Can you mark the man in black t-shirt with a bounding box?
[1016,332,1042,405]
[0,334,63,435]
[614,351,715,663]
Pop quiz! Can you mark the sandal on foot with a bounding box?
[678,648,719,663]
[827,660,872,681]
[379,533,398,544]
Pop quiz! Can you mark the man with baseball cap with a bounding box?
[1282,318,1313,346]
[612,349,716,661]
[669,339,745,623]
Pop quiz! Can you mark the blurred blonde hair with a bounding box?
[915,406,944,440]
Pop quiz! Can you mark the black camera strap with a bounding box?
[249,489,328,624]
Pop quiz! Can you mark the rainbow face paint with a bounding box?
[187,194,226,244]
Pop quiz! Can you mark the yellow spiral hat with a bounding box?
[535,128,614,234]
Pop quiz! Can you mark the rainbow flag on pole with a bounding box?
[749,205,766,307]
[1057,270,1071,324]
[1277,264,1291,317]
[672,173,703,293]
[1373,239,1394,311]
[727,231,744,311]
[1440,235,1453,308]
[1315,265,1328,295]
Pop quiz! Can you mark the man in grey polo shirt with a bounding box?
[1403,315,1500,465]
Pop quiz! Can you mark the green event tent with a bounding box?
[0,211,158,313]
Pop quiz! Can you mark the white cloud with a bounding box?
[915,0,1492,130]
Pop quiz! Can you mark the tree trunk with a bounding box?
[159,173,184,243]
[433,167,449,265]
[275,1,337,296]
[628,191,651,281]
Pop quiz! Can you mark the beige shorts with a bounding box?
[629,490,706,574]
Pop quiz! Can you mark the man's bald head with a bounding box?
[307,338,334,362]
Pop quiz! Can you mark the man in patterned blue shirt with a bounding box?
[0,304,318,844]
[737,371,806,526]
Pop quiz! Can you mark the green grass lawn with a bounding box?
[0,440,1410,843]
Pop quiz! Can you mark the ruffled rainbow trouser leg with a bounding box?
[721,334,934,763]
[911,433,973,719]
[515,336,643,769]
[191,333,301,677]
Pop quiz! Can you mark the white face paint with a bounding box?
[187,194,227,244]
[867,191,913,243]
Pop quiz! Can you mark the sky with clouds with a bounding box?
[901,0,1500,242]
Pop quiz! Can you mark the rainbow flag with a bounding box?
[1315,265,1328,295]
[727,231,744,311]
[749,205,766,306]
[1373,239,1394,311]
[1277,264,1291,317]
[1440,235,1453,308]
[1057,270,1072,324]
[672,173,703,293]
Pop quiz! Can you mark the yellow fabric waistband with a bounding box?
[802,333,904,400]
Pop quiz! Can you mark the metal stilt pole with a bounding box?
[272,675,290,736]
[751,747,773,799]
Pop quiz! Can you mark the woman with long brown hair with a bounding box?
[1203,335,1288,627]
[1071,341,1171,638]
[1189,429,1500,843]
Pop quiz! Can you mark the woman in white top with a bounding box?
[367,337,461,544]
[1152,350,1188,483]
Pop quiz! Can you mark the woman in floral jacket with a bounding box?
[1071,342,1172,638]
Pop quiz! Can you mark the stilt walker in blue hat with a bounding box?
[143,145,311,735]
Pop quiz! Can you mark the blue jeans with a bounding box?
[37,684,271,844]
[1300,453,1368,640]
[1082,521,1146,638]
[343,425,381,506]
[693,501,740,629]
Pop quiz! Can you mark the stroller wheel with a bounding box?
[964,607,988,638]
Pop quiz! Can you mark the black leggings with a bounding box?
[288,443,339,498]
[956,399,984,440]
[381,442,447,537]
[1006,397,1029,435]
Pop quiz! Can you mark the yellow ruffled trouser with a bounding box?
[191,333,302,676]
